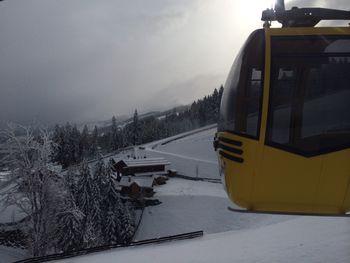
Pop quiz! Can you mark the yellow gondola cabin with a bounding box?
[214,2,350,215]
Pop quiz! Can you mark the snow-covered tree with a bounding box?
[76,161,92,219]
[56,202,84,252]
[119,202,135,244]
[0,123,64,256]
[103,205,120,244]
[90,171,103,242]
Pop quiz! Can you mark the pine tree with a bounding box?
[56,206,84,252]
[76,162,92,218]
[90,165,103,242]
[83,217,99,248]
[51,124,64,165]
[119,202,135,244]
[65,167,77,198]
[101,164,123,244]
[103,205,120,244]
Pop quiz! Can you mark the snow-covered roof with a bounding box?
[121,157,170,167]
[119,176,154,188]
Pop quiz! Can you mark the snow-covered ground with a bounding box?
[140,126,219,179]
[134,178,292,240]
[0,246,27,262]
[54,124,350,263]
[5,124,350,262]
[54,215,350,263]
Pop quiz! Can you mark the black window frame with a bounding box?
[265,35,350,157]
[218,29,265,140]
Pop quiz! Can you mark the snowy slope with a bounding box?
[16,124,350,262]
[134,179,292,240]
[0,246,27,262]
[55,216,350,263]
[140,126,219,179]
[56,124,350,263]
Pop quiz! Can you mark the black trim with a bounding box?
[218,136,243,147]
[261,7,350,28]
[255,33,266,141]
[265,34,350,157]
[273,52,350,58]
[265,141,350,158]
[220,130,259,140]
[228,206,350,217]
[219,150,244,163]
[218,142,243,155]
[218,29,265,141]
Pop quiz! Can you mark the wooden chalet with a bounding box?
[118,176,155,198]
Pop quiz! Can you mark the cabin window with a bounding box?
[219,29,264,139]
[267,36,350,156]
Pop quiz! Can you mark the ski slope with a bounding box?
[134,178,291,240]
[56,125,350,263]
[54,216,350,263]
[140,125,219,179]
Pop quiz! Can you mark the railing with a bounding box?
[14,230,204,263]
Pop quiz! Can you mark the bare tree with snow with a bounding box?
[0,123,65,256]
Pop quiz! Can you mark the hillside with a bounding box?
[55,125,350,263]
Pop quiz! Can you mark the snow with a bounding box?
[135,178,291,240]
[134,195,291,240]
[0,182,26,224]
[3,124,349,262]
[0,246,27,262]
[54,124,350,263]
[139,127,219,179]
[54,216,350,263]
[154,178,225,198]
[0,172,10,182]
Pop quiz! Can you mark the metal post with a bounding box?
[275,0,285,12]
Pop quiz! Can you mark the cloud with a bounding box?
[1,0,346,125]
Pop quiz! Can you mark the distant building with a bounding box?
[111,157,170,178]
[118,176,155,198]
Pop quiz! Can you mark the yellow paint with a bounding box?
[218,26,350,215]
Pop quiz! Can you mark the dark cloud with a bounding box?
[0,0,348,124]
[0,0,196,124]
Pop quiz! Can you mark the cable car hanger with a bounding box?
[261,0,350,27]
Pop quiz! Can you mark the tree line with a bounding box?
[0,85,223,257]
[0,124,135,256]
[57,159,135,252]
[51,86,223,168]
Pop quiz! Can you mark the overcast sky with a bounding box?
[0,0,348,125]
